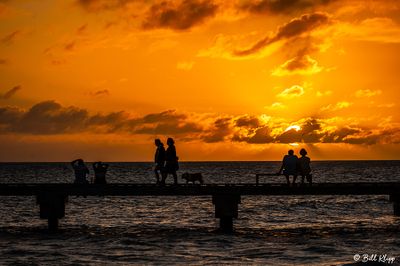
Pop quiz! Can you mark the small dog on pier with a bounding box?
[181,173,204,184]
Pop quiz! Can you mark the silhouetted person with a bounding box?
[71,159,89,184]
[298,148,312,185]
[93,161,108,184]
[154,139,166,184]
[278,150,298,185]
[161,137,179,185]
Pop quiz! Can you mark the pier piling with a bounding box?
[391,194,400,216]
[36,193,67,231]
[212,194,241,233]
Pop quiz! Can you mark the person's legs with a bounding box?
[160,171,167,185]
[154,168,160,184]
[292,175,297,185]
[301,175,305,184]
[306,174,312,185]
[285,175,290,185]
[172,171,178,185]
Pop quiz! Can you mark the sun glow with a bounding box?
[285,125,302,132]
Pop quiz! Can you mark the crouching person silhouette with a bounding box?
[71,159,89,184]
[93,161,108,184]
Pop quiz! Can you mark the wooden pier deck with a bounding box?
[0,182,399,232]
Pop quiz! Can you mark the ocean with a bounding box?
[0,161,399,265]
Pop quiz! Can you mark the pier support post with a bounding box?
[36,193,68,231]
[212,194,241,233]
[390,194,400,216]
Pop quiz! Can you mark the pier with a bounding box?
[0,182,399,232]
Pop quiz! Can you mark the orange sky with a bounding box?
[1,0,400,161]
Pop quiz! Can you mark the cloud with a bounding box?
[10,101,89,134]
[265,102,286,110]
[277,85,304,98]
[1,85,21,99]
[142,0,218,30]
[233,126,274,144]
[202,117,232,143]
[316,90,332,97]
[0,58,7,65]
[1,101,399,146]
[320,101,352,111]
[355,89,382,98]
[176,61,195,70]
[76,0,133,12]
[272,53,323,76]
[91,89,110,97]
[133,110,203,135]
[64,41,76,51]
[76,23,88,35]
[1,30,21,45]
[339,17,400,44]
[240,0,335,15]
[233,12,331,56]
[235,115,261,128]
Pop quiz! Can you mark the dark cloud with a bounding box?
[235,115,261,128]
[241,0,334,15]
[76,24,88,35]
[91,89,110,97]
[0,106,23,124]
[140,110,187,124]
[0,101,398,145]
[275,128,302,143]
[232,126,274,144]
[13,101,89,134]
[1,85,21,99]
[77,0,130,11]
[135,122,202,135]
[321,127,361,143]
[142,0,218,30]
[0,59,7,65]
[234,12,331,56]
[202,117,232,143]
[300,119,322,143]
[0,101,202,136]
[64,41,76,51]
[1,30,21,45]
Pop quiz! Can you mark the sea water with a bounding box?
[0,161,399,265]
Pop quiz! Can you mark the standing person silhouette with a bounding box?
[277,150,298,186]
[161,137,179,185]
[92,161,108,184]
[71,159,89,184]
[298,148,312,185]
[154,139,165,184]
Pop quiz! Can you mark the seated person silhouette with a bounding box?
[298,148,312,185]
[93,161,108,184]
[71,159,89,184]
[277,150,298,185]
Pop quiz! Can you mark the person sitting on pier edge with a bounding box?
[71,159,89,184]
[277,150,298,186]
[161,137,179,185]
[154,139,166,184]
[92,161,108,184]
[298,148,312,185]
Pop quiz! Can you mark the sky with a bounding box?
[0,0,400,161]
